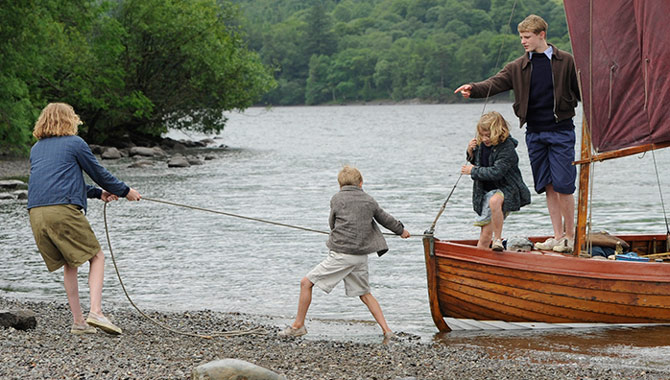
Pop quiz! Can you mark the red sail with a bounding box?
[564,0,670,152]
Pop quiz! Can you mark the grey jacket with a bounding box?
[326,186,405,257]
[468,137,531,215]
[468,44,580,128]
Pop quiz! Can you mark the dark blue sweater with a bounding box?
[526,53,556,132]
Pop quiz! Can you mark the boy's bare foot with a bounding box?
[382,331,396,344]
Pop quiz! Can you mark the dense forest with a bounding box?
[0,0,275,154]
[233,0,571,105]
[1,0,571,155]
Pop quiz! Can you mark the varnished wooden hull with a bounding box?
[423,234,670,332]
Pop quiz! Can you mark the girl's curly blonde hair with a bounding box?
[32,103,82,140]
[476,111,510,146]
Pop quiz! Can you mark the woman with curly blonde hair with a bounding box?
[28,102,141,335]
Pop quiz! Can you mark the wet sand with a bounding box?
[2,296,669,379]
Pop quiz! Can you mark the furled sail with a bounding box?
[564,0,670,153]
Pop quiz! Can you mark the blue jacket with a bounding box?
[28,135,130,212]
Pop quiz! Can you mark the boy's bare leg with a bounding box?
[477,224,493,249]
[545,185,565,239]
[88,250,104,315]
[63,263,85,324]
[558,192,575,240]
[489,193,505,240]
[292,277,314,329]
[359,293,391,333]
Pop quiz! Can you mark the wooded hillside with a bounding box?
[234,0,570,105]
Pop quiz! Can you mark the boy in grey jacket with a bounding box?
[279,166,410,343]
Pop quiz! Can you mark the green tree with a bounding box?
[232,0,571,106]
[303,3,337,58]
[305,55,332,104]
[1,0,104,154]
[80,0,276,143]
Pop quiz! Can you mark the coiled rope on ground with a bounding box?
[103,201,267,339]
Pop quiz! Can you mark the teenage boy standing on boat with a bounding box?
[278,165,410,343]
[454,14,580,253]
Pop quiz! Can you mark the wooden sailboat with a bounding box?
[423,0,670,332]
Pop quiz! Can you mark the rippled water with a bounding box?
[2,104,670,357]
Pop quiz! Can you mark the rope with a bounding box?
[430,0,517,233]
[142,197,420,237]
[427,174,462,234]
[650,149,670,236]
[103,202,267,339]
[144,197,329,235]
[481,0,518,113]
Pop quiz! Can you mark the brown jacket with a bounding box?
[469,44,581,128]
[326,186,404,256]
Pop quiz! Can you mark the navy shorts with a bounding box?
[525,129,576,194]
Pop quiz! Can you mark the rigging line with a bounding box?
[142,197,420,237]
[482,0,518,114]
[650,148,670,235]
[102,202,267,339]
[426,173,462,234]
[429,0,517,234]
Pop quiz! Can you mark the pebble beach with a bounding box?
[2,296,668,380]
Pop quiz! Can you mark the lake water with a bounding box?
[2,104,670,367]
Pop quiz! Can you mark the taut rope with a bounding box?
[142,197,420,237]
[102,195,419,338]
[428,0,518,235]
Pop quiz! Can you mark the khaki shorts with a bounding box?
[306,250,370,297]
[29,204,101,272]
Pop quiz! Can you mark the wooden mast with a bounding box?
[574,0,593,256]
[574,117,591,255]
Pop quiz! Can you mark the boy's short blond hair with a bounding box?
[33,102,82,140]
[476,111,510,146]
[517,14,548,35]
[338,165,363,187]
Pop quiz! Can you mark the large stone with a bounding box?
[13,190,28,199]
[0,193,14,200]
[129,147,155,157]
[152,146,167,157]
[0,180,26,189]
[187,157,204,165]
[192,359,286,380]
[89,144,104,154]
[101,147,122,159]
[168,156,190,168]
[0,309,37,330]
[128,160,154,168]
